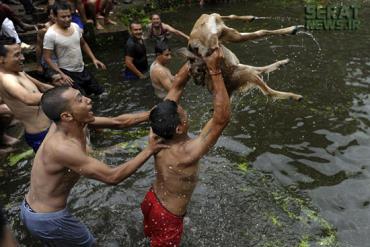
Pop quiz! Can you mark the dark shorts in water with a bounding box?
[20,199,96,247]
[24,128,49,152]
[123,69,148,80]
[61,68,104,96]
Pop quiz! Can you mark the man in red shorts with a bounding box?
[142,48,231,246]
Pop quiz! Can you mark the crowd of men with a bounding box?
[0,1,231,246]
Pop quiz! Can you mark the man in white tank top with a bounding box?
[43,1,106,96]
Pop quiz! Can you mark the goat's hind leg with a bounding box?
[246,59,290,74]
[240,72,303,101]
[219,25,304,43]
[221,15,257,22]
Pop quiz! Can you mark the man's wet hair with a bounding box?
[52,0,71,16]
[0,204,7,243]
[0,37,16,57]
[149,100,181,139]
[41,86,71,122]
[155,41,170,56]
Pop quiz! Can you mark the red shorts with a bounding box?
[141,188,184,247]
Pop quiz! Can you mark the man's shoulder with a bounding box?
[44,133,82,159]
[1,72,18,84]
[71,22,80,31]
[151,63,166,76]
[44,25,57,38]
[126,36,135,45]
[157,138,198,163]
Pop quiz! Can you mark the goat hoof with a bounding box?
[279,58,290,66]
[291,25,305,35]
[295,95,303,101]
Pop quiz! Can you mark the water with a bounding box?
[296,31,322,51]
[1,1,370,246]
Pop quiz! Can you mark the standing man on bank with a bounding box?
[124,22,148,80]
[43,1,106,96]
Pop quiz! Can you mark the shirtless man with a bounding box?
[142,48,231,246]
[150,41,173,99]
[20,86,167,246]
[147,13,189,42]
[0,37,53,152]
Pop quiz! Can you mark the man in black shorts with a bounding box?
[124,22,148,80]
[43,1,106,96]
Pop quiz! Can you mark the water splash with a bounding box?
[265,16,300,22]
[296,31,321,51]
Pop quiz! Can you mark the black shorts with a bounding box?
[61,68,104,96]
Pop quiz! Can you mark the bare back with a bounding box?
[26,126,84,212]
[153,136,200,216]
[0,72,50,133]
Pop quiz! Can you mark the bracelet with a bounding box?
[209,70,222,76]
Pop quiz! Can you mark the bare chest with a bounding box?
[17,74,39,93]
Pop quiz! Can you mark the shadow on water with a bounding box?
[1,0,370,246]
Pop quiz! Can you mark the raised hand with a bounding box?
[148,128,169,154]
[203,47,224,75]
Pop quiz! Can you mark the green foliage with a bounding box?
[118,8,150,27]
[118,0,186,27]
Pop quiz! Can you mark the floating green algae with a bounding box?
[268,213,283,227]
[7,149,34,166]
[237,162,249,173]
[102,129,149,139]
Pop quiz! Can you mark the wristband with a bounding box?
[209,70,222,76]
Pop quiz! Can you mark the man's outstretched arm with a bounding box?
[164,62,190,103]
[89,111,149,129]
[184,48,231,162]
[165,24,189,40]
[57,130,168,185]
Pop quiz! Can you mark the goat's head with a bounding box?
[177,47,207,87]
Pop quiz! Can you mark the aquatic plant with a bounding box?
[237,161,249,173]
[7,149,34,166]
